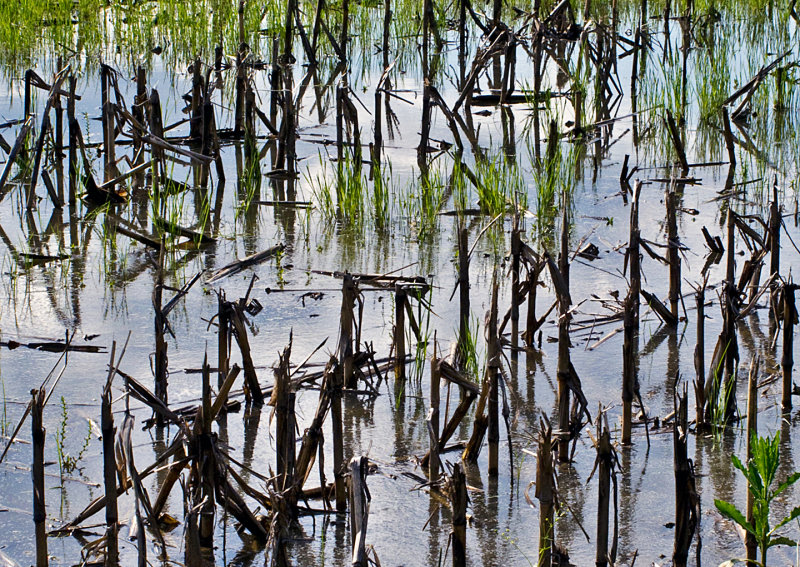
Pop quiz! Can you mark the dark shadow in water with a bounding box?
[664,324,682,410]
[226,538,258,567]
[240,405,262,485]
[426,493,443,567]
[344,390,376,457]
[617,446,650,561]
[463,461,497,566]
[702,428,737,514]
[555,462,588,559]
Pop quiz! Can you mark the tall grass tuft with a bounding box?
[474,153,525,216]
[527,128,576,236]
[335,151,365,224]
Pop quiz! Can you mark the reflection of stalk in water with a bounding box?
[425,495,442,567]
[775,417,796,525]
[240,405,262,486]
[501,106,516,163]
[663,327,680,410]
[390,372,409,457]
[36,208,74,327]
[617,446,649,560]
[524,350,544,421]
[747,311,779,377]
[226,539,257,567]
[555,464,588,556]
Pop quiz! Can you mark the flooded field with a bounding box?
[0,0,799,565]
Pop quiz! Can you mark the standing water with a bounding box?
[0,0,799,566]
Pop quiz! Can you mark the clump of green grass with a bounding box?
[695,40,732,123]
[307,153,336,220]
[309,149,368,226]
[456,314,481,381]
[402,168,445,238]
[451,158,471,213]
[708,341,735,442]
[0,0,275,72]
[335,151,365,223]
[235,156,262,219]
[54,396,92,477]
[526,126,576,236]
[410,283,434,383]
[308,150,392,230]
[473,152,525,216]
[371,158,392,229]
